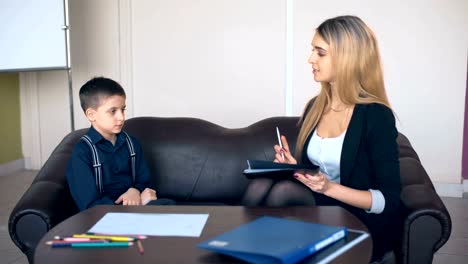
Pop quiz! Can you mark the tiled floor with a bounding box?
[0,170,467,264]
[432,196,468,264]
[0,170,36,264]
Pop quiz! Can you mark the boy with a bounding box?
[66,77,171,211]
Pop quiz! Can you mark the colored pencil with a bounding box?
[73,234,136,242]
[47,240,109,245]
[137,240,144,255]
[49,242,133,248]
[85,232,147,240]
[53,236,103,242]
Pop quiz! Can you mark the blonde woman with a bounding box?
[250,16,403,263]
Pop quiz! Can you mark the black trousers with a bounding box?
[147,198,177,205]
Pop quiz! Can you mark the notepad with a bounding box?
[197,216,347,264]
[243,160,319,179]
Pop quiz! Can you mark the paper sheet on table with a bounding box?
[88,212,209,237]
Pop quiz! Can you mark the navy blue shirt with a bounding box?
[66,126,153,211]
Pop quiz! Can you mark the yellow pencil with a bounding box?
[73,234,135,242]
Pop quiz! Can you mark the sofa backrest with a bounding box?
[396,133,434,189]
[124,117,301,204]
[33,116,428,205]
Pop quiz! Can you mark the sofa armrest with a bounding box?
[9,181,78,256]
[399,184,451,264]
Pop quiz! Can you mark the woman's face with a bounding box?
[308,33,335,83]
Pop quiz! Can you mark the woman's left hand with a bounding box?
[294,170,333,194]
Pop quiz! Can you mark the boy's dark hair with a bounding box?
[79,77,126,112]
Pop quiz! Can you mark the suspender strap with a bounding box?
[80,135,103,194]
[81,132,137,194]
[123,132,136,184]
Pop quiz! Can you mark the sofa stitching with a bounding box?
[185,153,210,201]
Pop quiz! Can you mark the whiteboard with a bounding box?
[0,0,68,71]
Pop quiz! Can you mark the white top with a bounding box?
[307,129,385,214]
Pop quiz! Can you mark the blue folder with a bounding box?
[197,216,347,264]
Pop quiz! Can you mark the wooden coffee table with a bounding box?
[34,205,372,263]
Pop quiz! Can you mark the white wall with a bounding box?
[131,0,285,127]
[20,0,468,193]
[68,0,123,129]
[20,0,122,168]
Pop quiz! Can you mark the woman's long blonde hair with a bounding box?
[296,15,391,158]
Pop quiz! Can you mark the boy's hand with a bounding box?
[140,188,157,205]
[115,187,141,206]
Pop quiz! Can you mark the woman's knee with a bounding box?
[241,178,274,206]
[266,180,315,206]
[269,180,308,198]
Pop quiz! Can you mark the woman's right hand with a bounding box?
[273,135,297,164]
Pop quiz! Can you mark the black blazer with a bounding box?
[301,103,403,258]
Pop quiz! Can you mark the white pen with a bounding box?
[276,127,285,160]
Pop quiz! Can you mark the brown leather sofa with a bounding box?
[9,116,451,263]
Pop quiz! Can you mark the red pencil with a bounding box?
[137,240,144,255]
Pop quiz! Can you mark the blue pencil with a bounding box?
[48,241,133,248]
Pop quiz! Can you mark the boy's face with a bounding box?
[86,95,126,142]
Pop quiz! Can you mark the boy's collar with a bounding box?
[88,126,125,146]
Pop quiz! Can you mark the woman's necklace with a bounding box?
[342,107,351,127]
[329,105,347,112]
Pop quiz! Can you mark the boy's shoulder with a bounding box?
[71,128,93,153]
[71,128,142,154]
[120,130,142,142]
[120,131,144,151]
